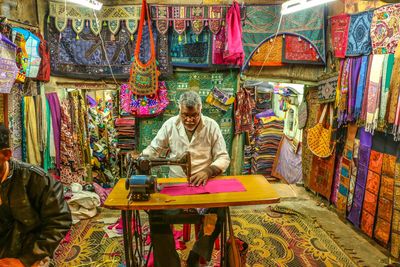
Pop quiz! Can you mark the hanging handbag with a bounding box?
[307,103,335,158]
[317,76,338,103]
[226,208,248,267]
[206,86,235,111]
[120,81,169,117]
[128,0,159,96]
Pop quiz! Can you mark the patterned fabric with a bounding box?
[47,92,62,170]
[392,160,400,258]
[138,71,237,175]
[212,24,227,65]
[13,32,28,83]
[374,154,396,247]
[361,150,383,237]
[242,5,326,64]
[388,44,400,140]
[282,35,322,64]
[0,33,18,93]
[7,84,23,159]
[378,54,394,128]
[169,28,211,67]
[49,1,141,36]
[309,153,336,200]
[46,16,156,79]
[346,11,373,56]
[157,32,172,78]
[36,32,51,82]
[330,14,350,58]
[317,76,337,103]
[347,129,372,227]
[249,35,284,67]
[336,124,358,216]
[272,136,302,184]
[234,87,255,134]
[370,3,400,54]
[12,28,41,78]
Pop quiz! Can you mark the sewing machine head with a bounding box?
[125,152,191,201]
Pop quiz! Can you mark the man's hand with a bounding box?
[189,171,208,186]
[0,258,25,267]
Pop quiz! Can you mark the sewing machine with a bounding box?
[125,152,191,201]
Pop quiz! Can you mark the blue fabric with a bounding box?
[346,11,373,56]
[354,55,369,120]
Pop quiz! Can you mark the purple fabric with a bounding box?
[348,57,362,121]
[46,92,61,169]
[159,179,246,196]
[347,128,372,227]
[255,109,275,119]
[274,137,302,184]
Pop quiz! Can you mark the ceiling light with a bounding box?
[67,0,103,10]
[281,0,335,15]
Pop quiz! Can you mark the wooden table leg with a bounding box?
[122,210,132,267]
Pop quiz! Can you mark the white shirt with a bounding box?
[142,115,230,178]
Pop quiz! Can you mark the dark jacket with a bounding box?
[0,160,72,266]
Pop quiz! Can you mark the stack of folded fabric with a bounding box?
[115,117,135,153]
[252,115,284,177]
[242,144,253,174]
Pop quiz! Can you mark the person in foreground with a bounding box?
[142,91,230,267]
[0,124,72,267]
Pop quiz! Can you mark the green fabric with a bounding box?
[379,54,395,125]
[138,71,238,175]
[230,133,244,175]
[242,5,326,63]
[43,99,52,171]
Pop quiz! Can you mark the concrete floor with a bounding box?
[250,183,394,267]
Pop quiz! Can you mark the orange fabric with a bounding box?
[0,258,25,267]
[249,36,284,67]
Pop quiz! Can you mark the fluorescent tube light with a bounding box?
[281,0,335,15]
[67,0,103,10]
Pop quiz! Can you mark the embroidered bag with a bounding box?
[318,76,338,103]
[0,33,19,93]
[120,81,169,118]
[307,103,334,158]
[128,0,159,96]
[206,86,235,111]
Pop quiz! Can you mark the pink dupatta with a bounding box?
[223,1,244,66]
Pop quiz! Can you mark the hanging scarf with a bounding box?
[360,55,373,121]
[365,55,385,134]
[338,58,351,126]
[330,14,350,58]
[387,44,400,140]
[378,54,395,128]
[348,57,362,122]
[24,96,41,165]
[223,1,244,66]
[354,56,369,120]
[46,92,62,170]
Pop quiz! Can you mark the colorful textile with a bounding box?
[223,2,244,66]
[7,84,23,159]
[282,35,322,64]
[392,159,400,258]
[157,32,172,78]
[338,58,351,126]
[46,3,155,80]
[346,11,373,56]
[212,23,227,65]
[13,32,28,83]
[271,136,302,184]
[12,28,41,78]
[336,123,358,216]
[378,54,394,128]
[347,56,362,122]
[309,153,336,200]
[370,3,400,54]
[23,96,41,165]
[249,35,284,67]
[330,14,350,58]
[160,179,246,196]
[0,33,18,93]
[169,28,211,67]
[46,92,61,170]
[36,32,51,82]
[318,76,338,103]
[234,87,255,134]
[360,55,373,121]
[365,55,385,134]
[242,5,325,64]
[347,129,372,227]
[388,44,400,140]
[354,55,369,120]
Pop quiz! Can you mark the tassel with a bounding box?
[76,34,79,40]
[131,34,134,41]
[111,33,115,42]
[178,34,183,43]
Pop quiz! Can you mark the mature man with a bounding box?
[0,124,72,267]
[142,91,230,267]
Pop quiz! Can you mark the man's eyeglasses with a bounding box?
[180,113,200,120]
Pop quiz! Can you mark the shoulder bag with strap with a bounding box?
[128,0,159,96]
[307,103,335,158]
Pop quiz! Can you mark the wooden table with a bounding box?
[104,175,280,267]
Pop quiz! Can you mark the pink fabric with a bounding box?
[159,179,246,196]
[223,2,244,66]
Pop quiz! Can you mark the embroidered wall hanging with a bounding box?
[248,35,284,67]
[169,27,211,67]
[317,76,338,103]
[371,3,400,54]
[47,1,147,79]
[282,34,323,65]
[346,11,373,56]
[242,5,326,65]
[330,14,350,58]
[0,33,18,93]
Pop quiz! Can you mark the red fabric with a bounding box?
[36,32,50,82]
[283,35,320,63]
[331,14,351,58]
[223,2,244,66]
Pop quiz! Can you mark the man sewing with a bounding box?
[142,91,230,267]
[0,124,72,267]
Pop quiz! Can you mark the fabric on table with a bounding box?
[330,14,350,58]
[159,179,246,196]
[346,11,373,56]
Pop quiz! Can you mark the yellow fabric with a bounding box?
[307,104,334,158]
[24,96,41,165]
